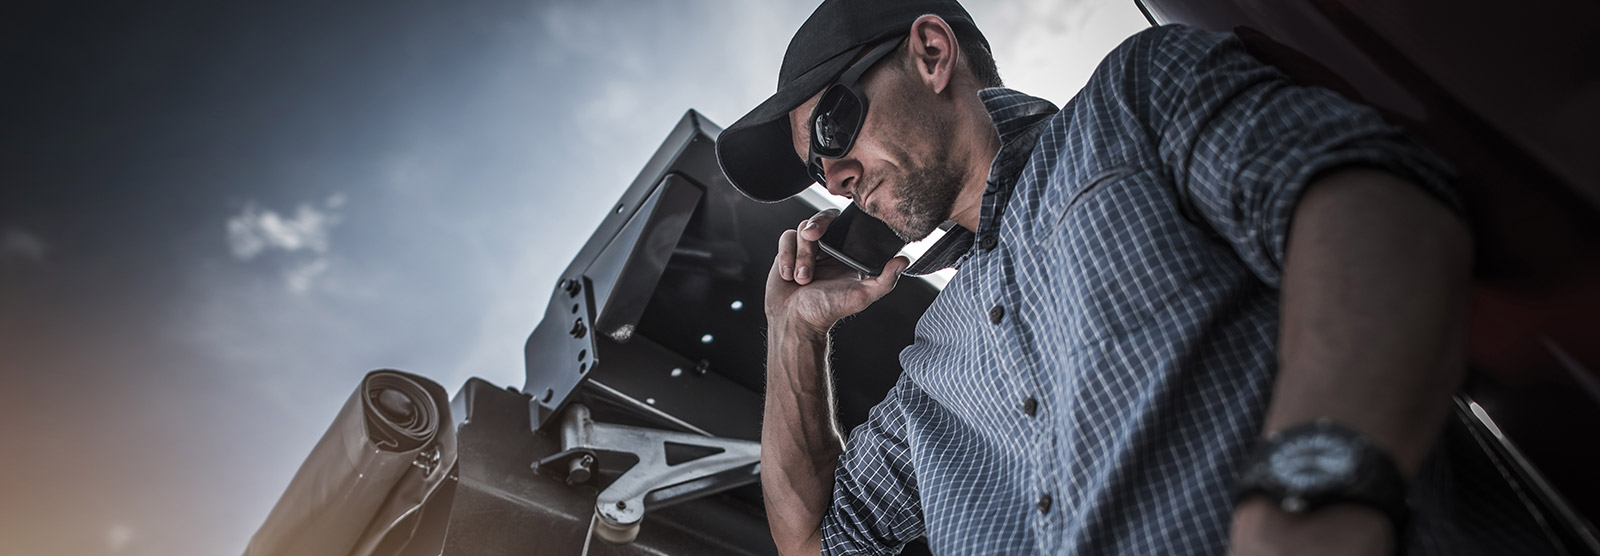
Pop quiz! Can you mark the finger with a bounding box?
[863,255,910,297]
[766,243,790,295]
[776,229,798,282]
[798,208,840,243]
[794,219,818,285]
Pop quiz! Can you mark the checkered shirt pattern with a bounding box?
[817,24,1558,555]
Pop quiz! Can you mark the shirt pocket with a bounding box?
[1038,166,1213,345]
[1041,166,1133,234]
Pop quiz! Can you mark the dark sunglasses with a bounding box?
[806,37,906,186]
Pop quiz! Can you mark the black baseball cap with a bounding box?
[714,0,987,202]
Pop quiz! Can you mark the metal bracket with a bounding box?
[534,404,761,543]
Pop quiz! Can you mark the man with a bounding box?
[714,1,1553,554]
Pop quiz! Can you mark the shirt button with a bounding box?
[979,234,998,251]
[1037,493,1053,514]
[1022,397,1038,417]
[988,305,1005,324]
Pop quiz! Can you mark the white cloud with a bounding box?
[226,201,340,260]
[0,227,48,263]
[225,196,344,293]
[284,259,331,294]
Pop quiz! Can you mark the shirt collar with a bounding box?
[904,88,1059,276]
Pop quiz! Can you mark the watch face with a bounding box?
[1267,433,1358,493]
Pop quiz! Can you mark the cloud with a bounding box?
[283,259,330,294]
[226,201,340,260]
[225,195,343,293]
[0,227,49,263]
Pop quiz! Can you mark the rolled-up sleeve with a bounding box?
[819,374,924,556]
[1119,24,1458,287]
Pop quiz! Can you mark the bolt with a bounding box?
[567,454,594,485]
[616,500,627,510]
[562,278,582,297]
[570,318,587,339]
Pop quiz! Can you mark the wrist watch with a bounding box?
[1234,419,1411,553]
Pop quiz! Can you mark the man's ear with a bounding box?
[906,14,958,96]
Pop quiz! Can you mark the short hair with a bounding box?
[956,31,1003,88]
[891,29,1003,88]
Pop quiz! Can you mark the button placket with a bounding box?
[979,234,998,251]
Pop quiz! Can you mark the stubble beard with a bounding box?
[883,104,965,242]
[868,76,968,243]
[885,156,965,242]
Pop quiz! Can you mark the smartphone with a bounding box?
[817,203,908,276]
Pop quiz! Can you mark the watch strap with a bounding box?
[1234,420,1411,554]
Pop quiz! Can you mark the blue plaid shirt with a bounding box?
[819,25,1553,555]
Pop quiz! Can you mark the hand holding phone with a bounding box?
[816,203,908,277]
[768,205,910,335]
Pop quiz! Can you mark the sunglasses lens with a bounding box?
[811,86,862,157]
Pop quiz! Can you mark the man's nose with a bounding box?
[820,158,860,198]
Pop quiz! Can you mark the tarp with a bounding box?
[245,369,457,556]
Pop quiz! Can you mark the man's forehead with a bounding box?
[787,91,825,160]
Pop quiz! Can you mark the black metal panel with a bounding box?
[523,112,715,430]
[586,333,764,441]
[589,174,704,343]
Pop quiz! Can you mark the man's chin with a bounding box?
[861,206,929,243]
[889,217,941,243]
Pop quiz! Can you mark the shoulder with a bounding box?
[1076,23,1282,125]
[1067,25,1206,115]
[1100,24,1236,69]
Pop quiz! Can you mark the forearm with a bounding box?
[762,320,844,555]
[1233,167,1472,554]
[1271,167,1470,470]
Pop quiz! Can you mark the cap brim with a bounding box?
[716,44,867,203]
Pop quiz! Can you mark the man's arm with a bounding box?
[1107,25,1470,554]
[762,322,839,555]
[762,210,909,555]
[1228,168,1472,556]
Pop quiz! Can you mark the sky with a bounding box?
[0,1,1150,554]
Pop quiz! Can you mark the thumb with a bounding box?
[863,256,911,297]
